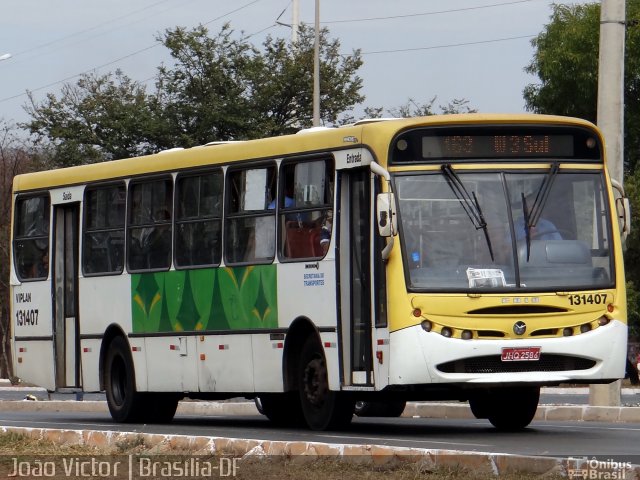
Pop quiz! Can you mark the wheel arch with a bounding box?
[283,317,322,391]
[99,324,129,391]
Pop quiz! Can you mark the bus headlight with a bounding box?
[598,316,610,326]
[461,330,473,340]
[563,327,574,336]
[441,327,452,338]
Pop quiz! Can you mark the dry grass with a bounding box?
[0,432,564,479]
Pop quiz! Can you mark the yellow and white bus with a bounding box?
[10,114,629,430]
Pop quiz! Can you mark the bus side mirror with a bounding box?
[376,193,397,237]
[611,179,631,242]
[615,196,631,239]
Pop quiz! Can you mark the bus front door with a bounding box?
[52,204,80,389]
[338,168,373,387]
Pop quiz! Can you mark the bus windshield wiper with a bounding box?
[522,162,560,261]
[441,164,494,261]
[528,162,560,231]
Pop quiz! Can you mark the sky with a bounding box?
[0,0,595,129]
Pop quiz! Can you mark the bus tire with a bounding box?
[354,400,406,417]
[486,386,540,431]
[104,336,143,423]
[143,393,180,423]
[298,337,354,430]
[255,393,304,427]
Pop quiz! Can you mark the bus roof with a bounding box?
[12,113,598,193]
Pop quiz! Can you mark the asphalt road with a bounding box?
[1,409,639,461]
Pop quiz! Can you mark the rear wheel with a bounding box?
[104,336,144,423]
[255,392,304,427]
[298,337,354,430]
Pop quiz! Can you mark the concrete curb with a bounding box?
[2,399,640,423]
[4,425,639,478]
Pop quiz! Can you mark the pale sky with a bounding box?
[0,0,594,128]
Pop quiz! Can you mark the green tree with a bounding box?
[156,23,364,144]
[524,2,640,340]
[523,2,640,172]
[361,96,476,120]
[24,70,161,167]
[0,120,45,377]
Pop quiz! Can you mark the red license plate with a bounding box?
[501,347,541,362]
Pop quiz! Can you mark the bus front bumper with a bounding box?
[388,319,627,387]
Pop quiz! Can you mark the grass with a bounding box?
[0,431,566,479]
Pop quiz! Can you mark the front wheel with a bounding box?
[298,337,354,430]
[104,336,144,423]
[470,387,540,431]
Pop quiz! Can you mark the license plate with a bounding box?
[501,347,541,362]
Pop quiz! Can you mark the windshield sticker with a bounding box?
[466,268,506,288]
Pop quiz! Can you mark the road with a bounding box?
[1,409,639,460]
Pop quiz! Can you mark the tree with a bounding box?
[0,120,45,378]
[24,24,365,159]
[523,2,640,172]
[524,2,640,340]
[24,70,161,167]
[362,96,476,120]
[155,23,364,144]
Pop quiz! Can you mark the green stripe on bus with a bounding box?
[131,265,278,333]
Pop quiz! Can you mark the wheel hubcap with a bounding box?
[303,357,328,407]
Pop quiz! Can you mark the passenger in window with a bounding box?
[319,213,333,255]
[514,193,562,241]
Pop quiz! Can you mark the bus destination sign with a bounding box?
[422,134,574,159]
[390,125,602,163]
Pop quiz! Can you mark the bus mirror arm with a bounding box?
[611,178,631,241]
[370,161,397,261]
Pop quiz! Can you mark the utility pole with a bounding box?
[313,0,321,127]
[590,0,626,407]
[292,0,300,45]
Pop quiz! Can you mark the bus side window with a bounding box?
[175,170,223,268]
[279,158,334,260]
[13,194,50,281]
[83,184,125,275]
[127,178,173,271]
[225,165,276,264]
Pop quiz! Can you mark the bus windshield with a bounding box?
[395,169,613,291]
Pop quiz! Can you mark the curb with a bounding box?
[2,399,640,423]
[4,425,639,478]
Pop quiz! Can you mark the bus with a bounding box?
[10,114,629,431]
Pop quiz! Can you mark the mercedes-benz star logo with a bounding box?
[513,321,527,335]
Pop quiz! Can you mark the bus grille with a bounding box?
[437,354,596,374]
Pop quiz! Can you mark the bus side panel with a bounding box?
[252,333,284,392]
[79,339,101,391]
[12,281,55,390]
[79,276,138,389]
[197,335,254,392]
[277,261,340,390]
[145,336,198,392]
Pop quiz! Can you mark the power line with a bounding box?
[11,0,176,58]
[0,0,267,105]
[361,34,536,56]
[322,0,544,24]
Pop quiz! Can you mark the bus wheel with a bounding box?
[104,336,143,423]
[484,387,540,431]
[255,393,304,427]
[298,337,354,430]
[144,393,180,423]
[354,400,406,417]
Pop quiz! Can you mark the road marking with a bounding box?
[320,434,492,448]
